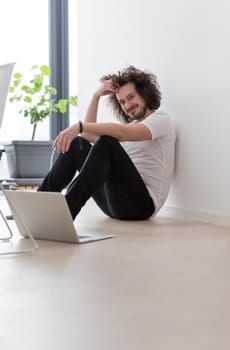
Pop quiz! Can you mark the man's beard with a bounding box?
[130,105,147,121]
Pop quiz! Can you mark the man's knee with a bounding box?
[70,136,89,151]
[97,135,119,146]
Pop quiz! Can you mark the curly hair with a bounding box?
[100,65,161,123]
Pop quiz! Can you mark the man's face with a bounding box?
[116,82,148,121]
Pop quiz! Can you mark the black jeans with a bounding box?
[38,135,155,220]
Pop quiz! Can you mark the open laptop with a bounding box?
[3,189,114,244]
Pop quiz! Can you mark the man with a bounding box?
[38,66,176,221]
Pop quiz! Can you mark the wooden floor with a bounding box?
[1,195,230,349]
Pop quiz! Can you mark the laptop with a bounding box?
[3,189,114,244]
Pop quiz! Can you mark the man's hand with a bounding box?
[95,79,119,98]
[52,123,80,154]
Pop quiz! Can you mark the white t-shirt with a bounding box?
[121,110,176,215]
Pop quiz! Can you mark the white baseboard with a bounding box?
[160,206,230,228]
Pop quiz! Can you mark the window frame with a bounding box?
[49,0,70,140]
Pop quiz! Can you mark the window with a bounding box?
[0,0,49,141]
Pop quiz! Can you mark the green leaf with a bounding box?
[45,85,57,95]
[40,65,51,76]
[57,99,68,113]
[24,96,32,103]
[22,85,34,94]
[13,72,22,79]
[33,73,43,86]
[33,85,42,93]
[69,96,78,106]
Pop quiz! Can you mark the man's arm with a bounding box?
[53,121,152,154]
[82,80,118,143]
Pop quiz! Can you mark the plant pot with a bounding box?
[4,140,54,178]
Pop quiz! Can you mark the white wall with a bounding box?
[77,0,230,224]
